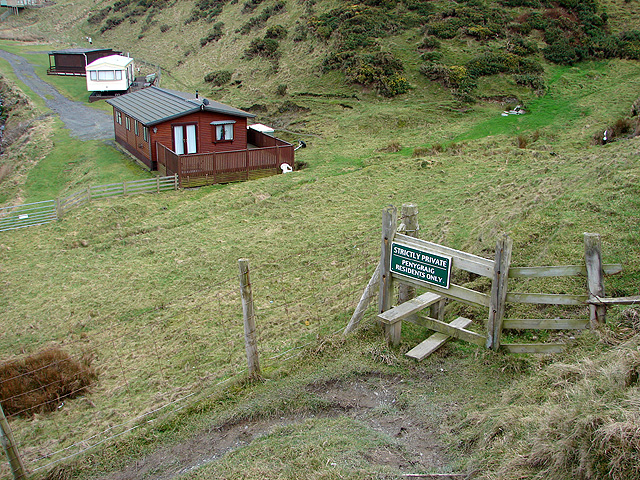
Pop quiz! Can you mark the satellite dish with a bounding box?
[202,99,210,105]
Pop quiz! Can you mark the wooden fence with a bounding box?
[0,176,178,233]
[346,204,627,358]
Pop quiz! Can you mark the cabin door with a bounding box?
[173,124,197,155]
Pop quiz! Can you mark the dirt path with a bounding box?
[95,375,452,480]
[0,48,113,140]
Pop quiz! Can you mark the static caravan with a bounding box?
[86,55,134,94]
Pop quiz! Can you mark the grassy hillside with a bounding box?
[0,0,640,479]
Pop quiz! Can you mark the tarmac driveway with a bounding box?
[0,48,114,140]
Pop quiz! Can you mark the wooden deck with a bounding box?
[156,130,294,188]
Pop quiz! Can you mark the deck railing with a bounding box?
[156,131,294,188]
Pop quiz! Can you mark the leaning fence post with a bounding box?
[398,203,418,305]
[0,402,27,480]
[584,233,606,327]
[486,234,513,350]
[379,205,399,345]
[238,259,261,378]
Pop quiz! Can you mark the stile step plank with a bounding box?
[378,292,443,325]
[406,317,473,361]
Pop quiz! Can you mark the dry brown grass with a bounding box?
[0,347,96,417]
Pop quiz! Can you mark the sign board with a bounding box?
[390,242,452,289]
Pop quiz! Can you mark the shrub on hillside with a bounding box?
[0,347,96,417]
[465,52,543,77]
[200,22,224,46]
[418,36,441,51]
[243,38,280,59]
[427,18,464,39]
[204,70,232,85]
[514,74,545,91]
[292,22,308,42]
[100,15,125,33]
[421,51,443,61]
[88,6,111,24]
[236,1,285,34]
[543,39,584,65]
[265,24,288,39]
[242,0,263,13]
[276,84,288,96]
[185,0,225,24]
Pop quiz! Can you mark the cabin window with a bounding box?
[116,111,122,125]
[143,127,149,142]
[211,121,235,142]
[125,116,131,131]
[173,124,197,155]
[134,121,139,136]
[91,70,123,81]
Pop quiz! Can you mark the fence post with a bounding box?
[55,197,63,219]
[238,259,261,378]
[123,181,127,196]
[174,174,179,190]
[156,176,160,193]
[584,233,606,327]
[0,403,27,480]
[86,186,91,202]
[379,205,399,345]
[398,203,418,305]
[486,234,513,350]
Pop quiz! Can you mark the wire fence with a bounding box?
[0,225,382,479]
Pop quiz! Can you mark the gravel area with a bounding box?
[0,47,114,140]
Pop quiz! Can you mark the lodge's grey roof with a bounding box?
[49,48,115,55]
[106,86,256,126]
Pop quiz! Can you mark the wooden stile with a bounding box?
[398,203,419,304]
[406,317,473,361]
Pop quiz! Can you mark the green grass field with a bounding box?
[1,2,640,479]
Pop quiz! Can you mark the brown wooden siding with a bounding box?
[113,109,152,168]
[151,111,248,163]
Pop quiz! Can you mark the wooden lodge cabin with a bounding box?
[47,48,120,76]
[106,87,295,187]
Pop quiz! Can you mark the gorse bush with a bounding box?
[265,24,287,40]
[185,0,225,24]
[243,37,280,59]
[204,70,232,85]
[199,22,224,46]
[236,1,285,34]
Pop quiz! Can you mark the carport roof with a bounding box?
[106,86,256,126]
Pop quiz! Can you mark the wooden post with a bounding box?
[123,181,127,196]
[584,233,606,327]
[398,203,418,305]
[486,234,513,350]
[174,173,179,190]
[156,176,160,193]
[55,197,63,219]
[344,262,381,335]
[238,259,261,378]
[379,206,399,345]
[0,403,27,480]
[86,187,92,202]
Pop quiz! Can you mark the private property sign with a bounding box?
[390,242,452,288]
